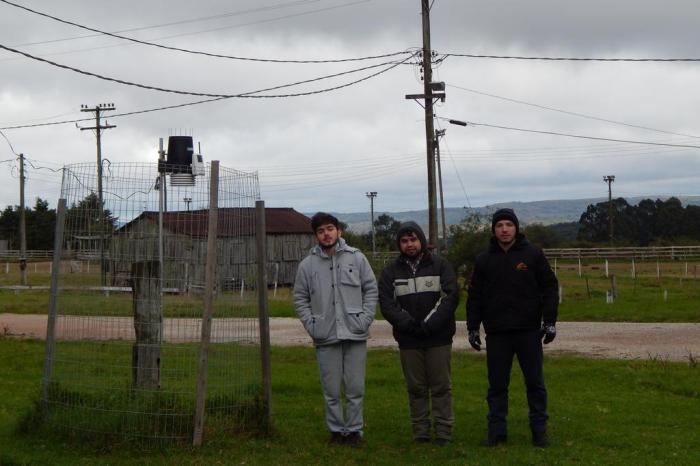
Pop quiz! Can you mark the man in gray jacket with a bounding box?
[293,212,378,447]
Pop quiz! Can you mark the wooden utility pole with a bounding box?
[19,153,27,285]
[366,191,377,258]
[435,129,447,250]
[421,0,438,247]
[79,103,116,286]
[405,2,444,247]
[604,175,615,246]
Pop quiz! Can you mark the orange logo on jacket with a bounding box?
[515,262,529,271]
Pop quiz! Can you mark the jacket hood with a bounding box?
[396,221,428,253]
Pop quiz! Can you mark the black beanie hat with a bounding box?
[491,208,519,233]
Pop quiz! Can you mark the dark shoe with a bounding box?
[329,432,345,445]
[532,430,549,448]
[414,437,431,444]
[481,434,507,447]
[433,438,451,446]
[345,431,364,448]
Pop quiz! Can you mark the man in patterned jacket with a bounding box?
[378,221,459,445]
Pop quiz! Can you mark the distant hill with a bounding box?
[331,196,700,233]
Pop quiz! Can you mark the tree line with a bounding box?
[0,193,116,250]
[1,195,698,255]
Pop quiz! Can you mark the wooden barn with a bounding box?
[110,207,313,290]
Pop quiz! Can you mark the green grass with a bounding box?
[1,337,698,465]
[2,262,700,322]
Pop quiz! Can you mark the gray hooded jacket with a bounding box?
[293,237,378,346]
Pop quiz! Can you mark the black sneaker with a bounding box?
[433,438,451,446]
[481,434,507,447]
[414,437,431,444]
[345,431,364,448]
[532,431,549,448]
[329,432,345,445]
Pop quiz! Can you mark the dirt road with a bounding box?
[1,313,698,362]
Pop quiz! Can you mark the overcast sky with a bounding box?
[1,0,700,216]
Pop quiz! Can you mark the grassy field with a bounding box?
[2,261,700,322]
[1,337,698,465]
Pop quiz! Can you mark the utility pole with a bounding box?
[79,103,116,286]
[405,1,445,248]
[421,0,437,248]
[435,129,447,251]
[366,192,377,258]
[19,153,27,286]
[604,175,615,246]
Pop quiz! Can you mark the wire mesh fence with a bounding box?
[41,161,267,444]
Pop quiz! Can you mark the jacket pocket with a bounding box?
[340,265,361,287]
[311,315,333,340]
[345,307,368,334]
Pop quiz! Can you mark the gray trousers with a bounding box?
[315,340,367,434]
[399,344,454,440]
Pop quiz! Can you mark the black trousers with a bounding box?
[485,329,548,436]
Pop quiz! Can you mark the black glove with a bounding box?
[468,329,482,351]
[541,323,556,344]
[408,319,426,338]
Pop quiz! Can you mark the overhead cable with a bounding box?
[0,43,414,98]
[1,0,409,64]
[0,129,19,155]
[10,0,323,47]
[442,117,700,149]
[447,83,700,139]
[443,53,700,62]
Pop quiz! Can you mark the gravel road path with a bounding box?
[1,314,698,362]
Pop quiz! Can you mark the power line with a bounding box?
[0,43,414,98]
[0,129,20,155]
[442,53,700,62]
[446,83,700,139]
[442,118,700,149]
[1,0,406,64]
[434,119,471,208]
[10,0,323,47]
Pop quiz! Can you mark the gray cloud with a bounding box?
[1,0,699,216]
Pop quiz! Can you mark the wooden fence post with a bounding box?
[256,200,272,429]
[131,260,162,389]
[193,161,219,446]
[42,198,67,411]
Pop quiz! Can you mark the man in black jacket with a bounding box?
[379,222,459,445]
[466,208,558,448]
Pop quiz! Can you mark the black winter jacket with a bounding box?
[467,234,558,334]
[379,222,459,349]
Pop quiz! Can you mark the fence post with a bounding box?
[558,285,563,304]
[554,258,557,276]
[256,200,272,429]
[42,198,67,412]
[657,261,661,279]
[605,259,609,278]
[578,257,582,277]
[610,274,617,298]
[631,258,636,279]
[193,160,219,446]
